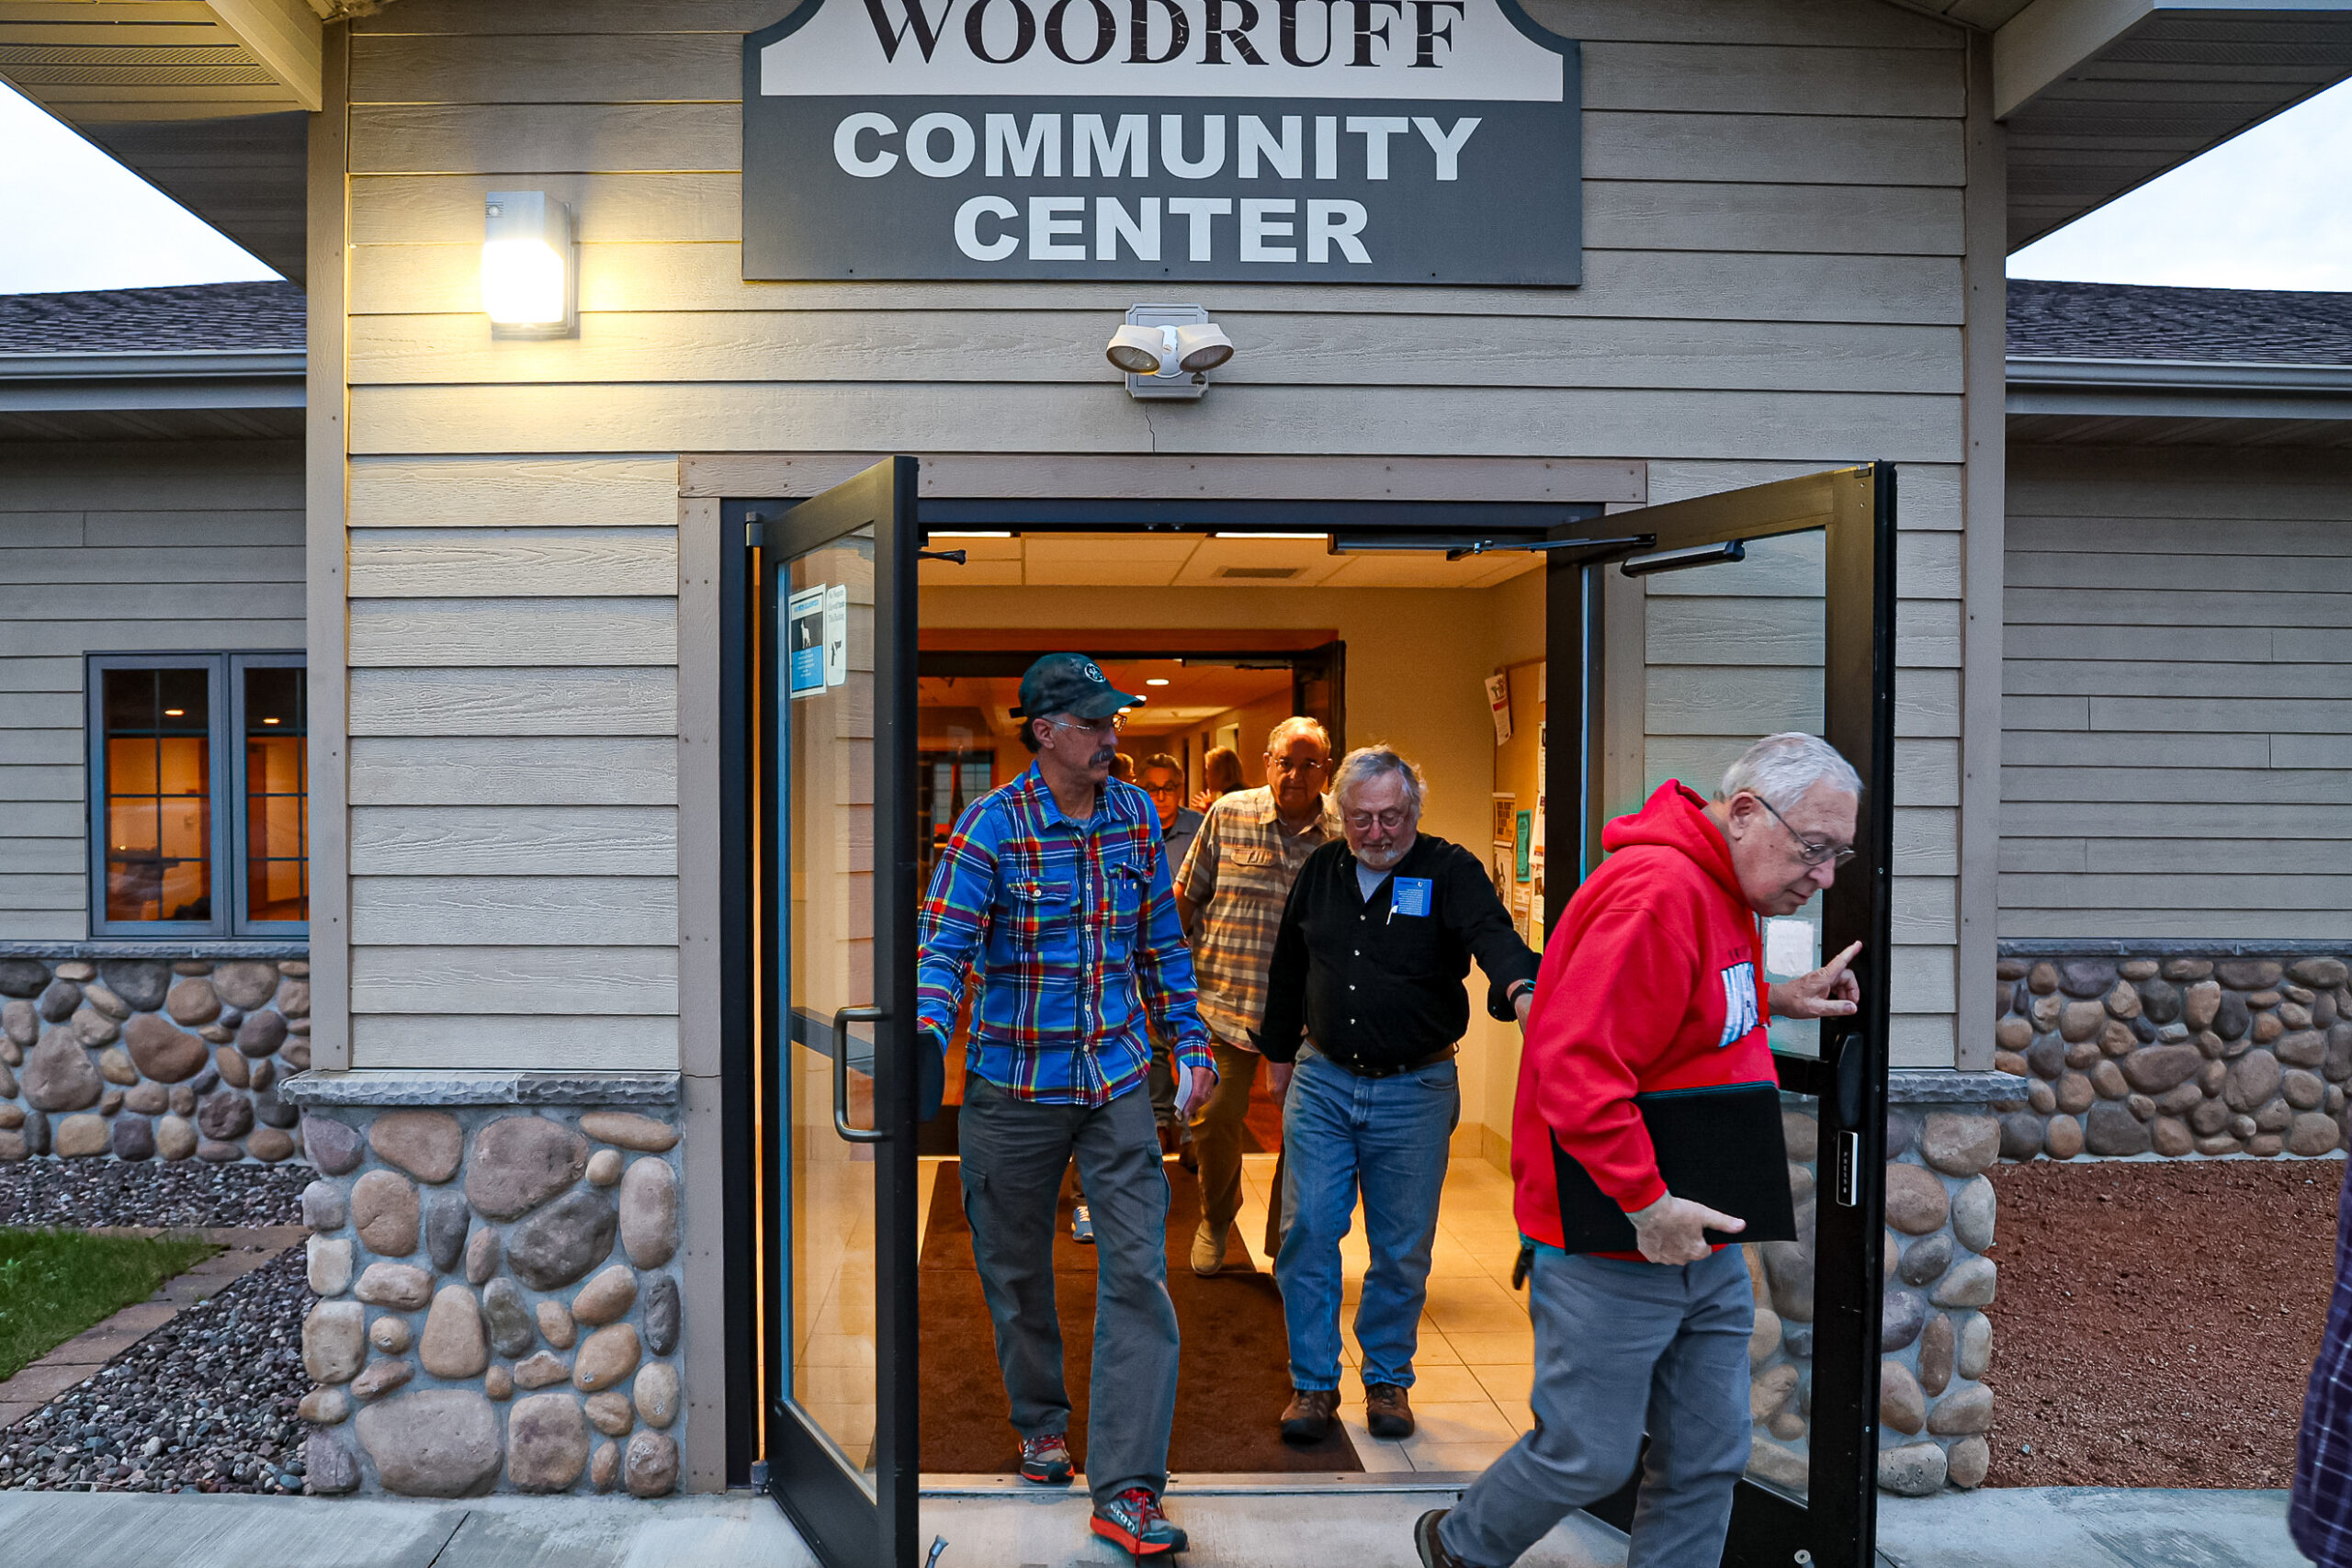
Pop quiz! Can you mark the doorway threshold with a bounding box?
[921,1472,1487,1496]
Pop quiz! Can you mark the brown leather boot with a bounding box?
[1280,1386,1340,1444]
[1365,1382,1416,1439]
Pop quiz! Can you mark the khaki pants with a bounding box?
[1192,1038,1262,1232]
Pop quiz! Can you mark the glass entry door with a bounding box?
[1543,466,1897,1568]
[760,457,922,1567]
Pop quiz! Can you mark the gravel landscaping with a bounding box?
[1985,1155,2342,1488]
[0,1156,308,1229]
[0,1246,314,1493]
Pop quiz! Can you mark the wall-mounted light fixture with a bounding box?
[1106,303,1235,400]
[482,190,577,339]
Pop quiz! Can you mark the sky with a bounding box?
[0,73,2347,295]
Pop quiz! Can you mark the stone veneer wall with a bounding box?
[1988,951,2352,1162]
[1743,1080,2010,1500]
[282,1090,684,1498]
[0,949,311,1164]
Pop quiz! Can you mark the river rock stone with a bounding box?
[2226,1051,2283,1111]
[2291,958,2351,988]
[1918,1313,1955,1395]
[572,1264,638,1326]
[644,1275,679,1356]
[365,1110,462,1183]
[2220,959,2283,990]
[304,1179,348,1231]
[485,1366,514,1401]
[586,1149,623,1187]
[592,1439,621,1492]
[2280,1031,2328,1069]
[1951,1176,1995,1254]
[2056,1070,2095,1113]
[508,1190,617,1290]
[233,1009,286,1059]
[482,1278,537,1358]
[574,1324,641,1393]
[165,976,222,1026]
[466,1116,590,1219]
[305,1301,367,1383]
[2060,1000,2106,1043]
[1880,1359,1924,1434]
[1750,1308,1782,1365]
[1931,1256,1997,1310]
[157,1113,197,1160]
[38,977,82,1021]
[2288,1068,2328,1110]
[1883,1289,1928,1351]
[1998,1112,2044,1160]
[2121,1043,2201,1095]
[3,998,35,1048]
[211,961,280,1010]
[356,1390,504,1498]
[537,1300,578,1350]
[2103,980,2142,1020]
[2091,1060,2129,1100]
[306,1433,361,1495]
[585,1390,634,1437]
[2085,1100,2153,1156]
[625,1430,678,1498]
[633,1362,680,1428]
[514,1351,571,1390]
[309,1236,354,1295]
[2151,1116,2193,1156]
[1884,1164,1949,1235]
[421,1286,491,1379]
[2041,1114,2081,1157]
[124,1080,166,1114]
[466,1225,502,1285]
[507,1392,590,1492]
[2329,1024,2352,1082]
[1761,1238,1812,1322]
[212,1047,248,1088]
[250,1126,297,1161]
[55,1112,107,1157]
[370,1316,412,1354]
[1919,1113,2000,1177]
[1928,1382,1994,1435]
[253,1088,297,1129]
[619,1158,678,1268]
[2056,959,2112,998]
[21,1111,47,1156]
[22,1031,103,1111]
[353,1170,422,1257]
[279,979,311,1017]
[0,958,50,998]
[2026,1033,2065,1079]
[1898,1232,1952,1287]
[1748,1363,1798,1424]
[2183,980,2222,1032]
[1878,1442,1946,1496]
[300,1385,351,1426]
[2136,977,2181,1024]
[1946,1434,1990,1490]
[197,1089,254,1141]
[2215,991,2253,1041]
[2290,1112,2342,1156]
[111,1114,154,1161]
[77,1009,124,1049]
[305,1115,365,1175]
[356,1261,435,1311]
[579,1111,680,1152]
[426,1192,470,1273]
[2154,1079,2206,1115]
[1995,1014,2032,1053]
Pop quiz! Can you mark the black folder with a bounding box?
[1551,1080,1798,1254]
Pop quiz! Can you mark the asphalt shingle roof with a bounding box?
[0,280,301,355]
[2008,277,2352,366]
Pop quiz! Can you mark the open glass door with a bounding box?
[1543,465,1897,1568]
[759,457,922,1567]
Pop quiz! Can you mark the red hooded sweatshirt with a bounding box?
[1510,780,1775,1250]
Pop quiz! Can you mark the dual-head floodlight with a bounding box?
[1106,304,1234,400]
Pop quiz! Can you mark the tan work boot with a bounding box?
[1190,1219,1230,1276]
[1365,1382,1416,1439]
[1281,1387,1340,1444]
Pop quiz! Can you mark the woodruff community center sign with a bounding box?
[741,0,1581,285]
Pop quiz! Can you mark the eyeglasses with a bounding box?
[1343,807,1412,831]
[1047,714,1125,739]
[1748,793,1856,868]
[1270,755,1329,775]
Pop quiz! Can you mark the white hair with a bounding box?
[1717,732,1861,807]
[1265,716,1330,755]
[1332,745,1425,816]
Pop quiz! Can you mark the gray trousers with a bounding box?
[1442,1244,1754,1568]
[957,1076,1181,1506]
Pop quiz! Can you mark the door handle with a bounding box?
[830,1003,888,1144]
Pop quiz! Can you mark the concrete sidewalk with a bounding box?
[0,1483,2306,1567]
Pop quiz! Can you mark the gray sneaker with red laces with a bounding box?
[1092,1486,1189,1556]
[1018,1432,1072,1485]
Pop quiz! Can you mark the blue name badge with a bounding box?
[1390,877,1433,919]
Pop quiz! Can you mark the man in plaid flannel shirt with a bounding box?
[917,653,1213,1559]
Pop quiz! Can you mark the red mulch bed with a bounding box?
[1984,1156,2344,1488]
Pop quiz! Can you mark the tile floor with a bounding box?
[912,1148,1539,1478]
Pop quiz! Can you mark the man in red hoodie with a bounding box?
[1416,732,1864,1568]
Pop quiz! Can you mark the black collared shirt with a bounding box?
[1258,831,1539,1073]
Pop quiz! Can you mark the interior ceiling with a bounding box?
[919,660,1295,739]
[919,532,1544,592]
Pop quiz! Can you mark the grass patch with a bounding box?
[0,1228,217,1381]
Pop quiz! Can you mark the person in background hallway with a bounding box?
[1416,732,1865,1568]
[1192,745,1245,813]
[1111,752,1136,784]
[2293,1154,2352,1567]
[917,653,1214,1558]
[1173,718,1340,1274]
[1259,746,1538,1446]
[1139,752,1206,1160]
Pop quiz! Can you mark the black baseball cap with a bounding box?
[1012,653,1144,722]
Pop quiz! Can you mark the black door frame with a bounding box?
[716,477,1893,1568]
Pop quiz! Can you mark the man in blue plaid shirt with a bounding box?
[917,652,1213,1559]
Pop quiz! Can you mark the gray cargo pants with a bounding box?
[957,1075,1181,1506]
[1441,1243,1754,1568]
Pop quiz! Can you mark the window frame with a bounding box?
[85,650,310,940]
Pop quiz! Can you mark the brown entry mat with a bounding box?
[920,1158,1361,1475]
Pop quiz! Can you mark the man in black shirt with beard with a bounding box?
[1257,745,1538,1446]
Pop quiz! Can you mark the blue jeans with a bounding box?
[1273,1046,1459,1391]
